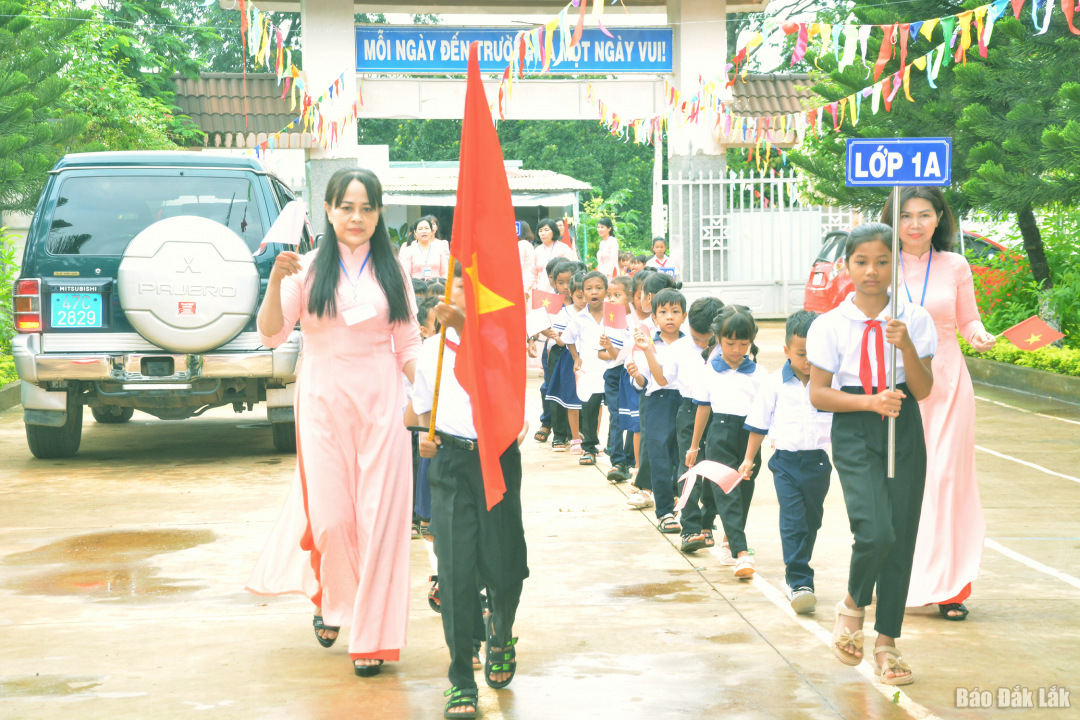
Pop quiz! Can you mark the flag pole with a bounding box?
[428,255,456,442]
[887,186,900,479]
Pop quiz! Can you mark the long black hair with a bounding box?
[879,186,955,253]
[597,217,616,237]
[307,168,411,324]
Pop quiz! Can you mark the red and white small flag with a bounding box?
[1000,316,1065,351]
[258,200,308,252]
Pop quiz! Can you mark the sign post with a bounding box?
[845,138,951,478]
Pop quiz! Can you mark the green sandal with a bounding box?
[579,452,596,466]
[484,612,518,690]
[444,686,478,719]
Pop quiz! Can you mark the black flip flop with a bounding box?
[313,616,340,648]
[938,602,969,621]
[444,686,479,719]
[428,575,442,613]
[354,659,383,677]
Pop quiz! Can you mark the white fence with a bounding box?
[665,170,859,316]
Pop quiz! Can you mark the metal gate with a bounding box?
[664,169,858,316]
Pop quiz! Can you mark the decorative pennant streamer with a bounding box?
[921,17,940,42]
[874,24,895,80]
[859,24,873,64]
[1064,0,1080,34]
[956,10,974,63]
[974,5,990,57]
[899,23,910,75]
[839,24,858,69]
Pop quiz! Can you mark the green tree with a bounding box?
[0,0,88,213]
[786,1,1080,295]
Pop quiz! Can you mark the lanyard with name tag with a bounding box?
[340,252,375,326]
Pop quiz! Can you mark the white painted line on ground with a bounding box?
[975,445,1080,485]
[975,395,1080,426]
[984,539,1080,591]
[708,548,943,720]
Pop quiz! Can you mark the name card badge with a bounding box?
[342,303,377,326]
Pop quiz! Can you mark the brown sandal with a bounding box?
[831,601,865,666]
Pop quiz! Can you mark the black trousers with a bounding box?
[643,389,681,519]
[704,412,761,556]
[635,387,652,491]
[770,449,831,592]
[579,392,603,455]
[675,398,716,536]
[429,441,529,690]
[546,346,570,443]
[832,385,926,639]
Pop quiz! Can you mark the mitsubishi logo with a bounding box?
[178,258,200,274]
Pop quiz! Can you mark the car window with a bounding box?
[270,179,294,210]
[816,232,848,263]
[46,175,266,255]
[961,234,999,264]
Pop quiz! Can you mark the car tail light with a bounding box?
[812,272,825,287]
[829,258,843,281]
[14,278,41,332]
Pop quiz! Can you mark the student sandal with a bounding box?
[831,601,865,666]
[551,440,568,452]
[658,513,681,534]
[569,439,584,456]
[444,686,479,719]
[313,616,340,648]
[938,603,969,621]
[428,575,442,613]
[579,452,596,466]
[701,529,716,548]
[484,613,518,689]
[353,659,383,677]
[872,645,914,686]
[533,427,551,442]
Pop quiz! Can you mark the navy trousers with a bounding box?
[675,398,716,537]
[770,449,831,592]
[539,343,551,429]
[704,412,761,556]
[644,389,682,519]
[603,367,632,467]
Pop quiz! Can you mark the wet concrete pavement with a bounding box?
[1,324,1077,719]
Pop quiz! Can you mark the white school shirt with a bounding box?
[412,329,475,439]
[805,291,938,389]
[562,306,607,399]
[744,361,833,451]
[551,303,576,336]
[602,324,628,368]
[645,255,679,279]
[691,353,771,416]
[636,331,683,396]
[660,334,708,398]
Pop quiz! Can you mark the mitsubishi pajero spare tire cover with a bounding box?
[118,216,260,354]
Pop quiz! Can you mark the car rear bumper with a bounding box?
[13,331,300,386]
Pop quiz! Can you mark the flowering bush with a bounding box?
[960,336,1080,377]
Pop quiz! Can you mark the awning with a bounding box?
[383,191,579,207]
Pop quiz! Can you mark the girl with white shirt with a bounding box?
[644,236,679,281]
[806,223,937,687]
[685,306,769,579]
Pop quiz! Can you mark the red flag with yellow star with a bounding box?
[450,42,527,510]
[1001,316,1065,351]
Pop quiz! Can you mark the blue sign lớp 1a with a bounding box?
[845,138,952,187]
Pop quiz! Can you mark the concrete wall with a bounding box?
[1,210,33,269]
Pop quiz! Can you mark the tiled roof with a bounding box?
[384,167,592,194]
[173,72,298,136]
[728,73,819,117]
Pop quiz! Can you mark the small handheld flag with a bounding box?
[533,289,564,315]
[602,302,628,331]
[674,461,744,511]
[258,200,307,252]
[1000,316,1064,351]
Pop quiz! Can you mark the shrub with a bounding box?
[960,336,1080,378]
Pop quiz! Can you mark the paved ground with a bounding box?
[0,324,1077,719]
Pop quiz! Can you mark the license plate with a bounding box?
[51,293,103,328]
[812,272,825,287]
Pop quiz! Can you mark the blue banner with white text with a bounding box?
[355,25,674,74]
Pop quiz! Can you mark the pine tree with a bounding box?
[786,1,1080,290]
[0,1,88,214]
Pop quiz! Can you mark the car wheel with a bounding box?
[91,406,135,424]
[272,421,296,453]
[26,391,83,459]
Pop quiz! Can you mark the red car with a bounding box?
[804,229,1009,313]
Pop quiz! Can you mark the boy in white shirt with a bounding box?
[740,310,833,613]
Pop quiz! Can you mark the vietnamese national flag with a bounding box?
[603,302,628,330]
[1000,315,1065,351]
[532,289,564,314]
[450,43,527,510]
